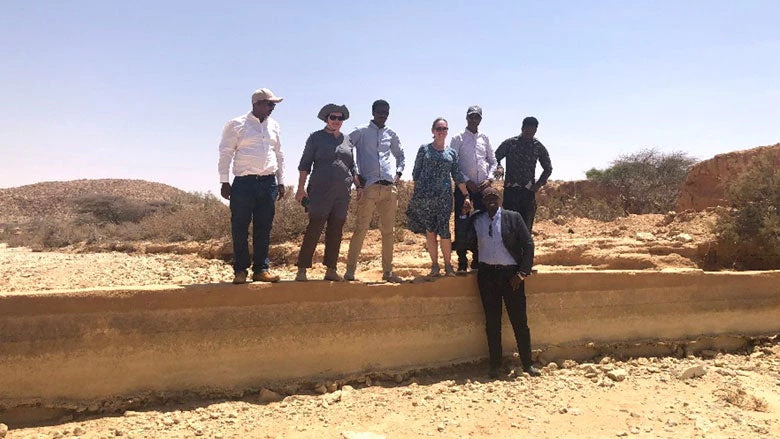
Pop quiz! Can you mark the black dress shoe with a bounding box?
[523,365,542,377]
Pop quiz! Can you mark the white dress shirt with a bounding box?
[218,112,284,184]
[474,208,518,266]
[449,129,497,184]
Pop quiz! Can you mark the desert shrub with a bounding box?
[586,149,697,214]
[74,195,167,224]
[136,192,230,242]
[714,152,779,269]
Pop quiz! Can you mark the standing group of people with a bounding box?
[218,88,553,377]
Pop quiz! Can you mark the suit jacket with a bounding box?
[461,208,534,275]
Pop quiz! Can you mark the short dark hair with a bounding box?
[522,116,539,128]
[372,99,390,112]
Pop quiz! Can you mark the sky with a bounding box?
[1,0,778,194]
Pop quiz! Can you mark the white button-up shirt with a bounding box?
[474,208,518,266]
[449,129,497,184]
[218,112,284,184]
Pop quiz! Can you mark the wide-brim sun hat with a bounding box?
[317,103,350,122]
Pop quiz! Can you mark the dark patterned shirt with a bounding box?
[494,136,552,188]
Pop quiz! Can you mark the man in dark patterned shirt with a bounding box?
[494,116,552,232]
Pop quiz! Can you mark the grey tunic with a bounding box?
[298,130,356,218]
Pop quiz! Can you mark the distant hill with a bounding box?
[0,179,188,224]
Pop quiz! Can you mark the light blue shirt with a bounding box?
[349,121,405,186]
[474,208,518,266]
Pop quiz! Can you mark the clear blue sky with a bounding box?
[2,0,778,193]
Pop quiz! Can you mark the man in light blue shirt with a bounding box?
[345,100,405,282]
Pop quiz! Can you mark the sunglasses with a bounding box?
[434,126,449,132]
[328,114,346,121]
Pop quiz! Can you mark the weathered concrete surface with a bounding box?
[1,271,779,410]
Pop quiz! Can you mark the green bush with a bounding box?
[714,152,779,269]
[586,149,697,214]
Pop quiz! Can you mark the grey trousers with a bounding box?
[296,194,350,269]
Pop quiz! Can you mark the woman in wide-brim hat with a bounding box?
[294,103,359,282]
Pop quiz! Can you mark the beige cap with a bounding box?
[251,88,283,104]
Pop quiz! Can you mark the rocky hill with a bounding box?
[677,143,780,211]
[0,179,188,224]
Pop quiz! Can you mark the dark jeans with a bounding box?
[454,187,485,269]
[477,264,532,369]
[296,195,349,269]
[503,186,537,232]
[230,175,278,274]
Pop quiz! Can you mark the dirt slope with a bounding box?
[0,179,187,224]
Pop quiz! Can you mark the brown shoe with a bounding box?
[252,271,280,283]
[324,268,344,282]
[232,271,248,284]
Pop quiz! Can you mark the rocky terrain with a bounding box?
[1,145,778,437]
[0,206,719,293]
[4,343,779,438]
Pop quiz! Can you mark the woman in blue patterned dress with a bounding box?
[406,117,472,277]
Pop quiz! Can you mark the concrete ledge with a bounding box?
[1,270,779,410]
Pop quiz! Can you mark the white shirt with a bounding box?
[218,112,284,184]
[449,129,497,184]
[474,208,517,266]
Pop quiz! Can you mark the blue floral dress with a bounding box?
[406,143,464,239]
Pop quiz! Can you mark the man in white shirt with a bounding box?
[218,88,286,284]
[463,187,541,379]
[450,105,497,274]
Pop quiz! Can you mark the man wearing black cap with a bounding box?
[463,186,541,378]
[494,116,552,232]
[218,88,286,284]
[450,105,497,274]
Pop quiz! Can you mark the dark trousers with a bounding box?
[477,264,533,369]
[296,196,349,269]
[454,187,485,269]
[503,186,537,232]
[230,175,278,274]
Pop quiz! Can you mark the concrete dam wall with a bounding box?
[1,270,779,413]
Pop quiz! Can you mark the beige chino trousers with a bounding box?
[346,183,398,274]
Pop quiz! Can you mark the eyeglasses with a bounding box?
[488,223,493,237]
[328,114,346,121]
[256,101,276,108]
[434,126,449,132]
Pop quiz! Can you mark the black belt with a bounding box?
[375,180,393,186]
[236,174,275,180]
[480,263,518,271]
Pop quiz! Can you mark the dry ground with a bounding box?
[0,211,718,292]
[3,211,779,439]
[5,348,780,438]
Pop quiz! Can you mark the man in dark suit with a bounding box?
[463,187,541,378]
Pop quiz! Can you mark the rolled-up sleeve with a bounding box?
[391,131,405,176]
[218,121,239,183]
[298,133,317,174]
[485,136,498,178]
